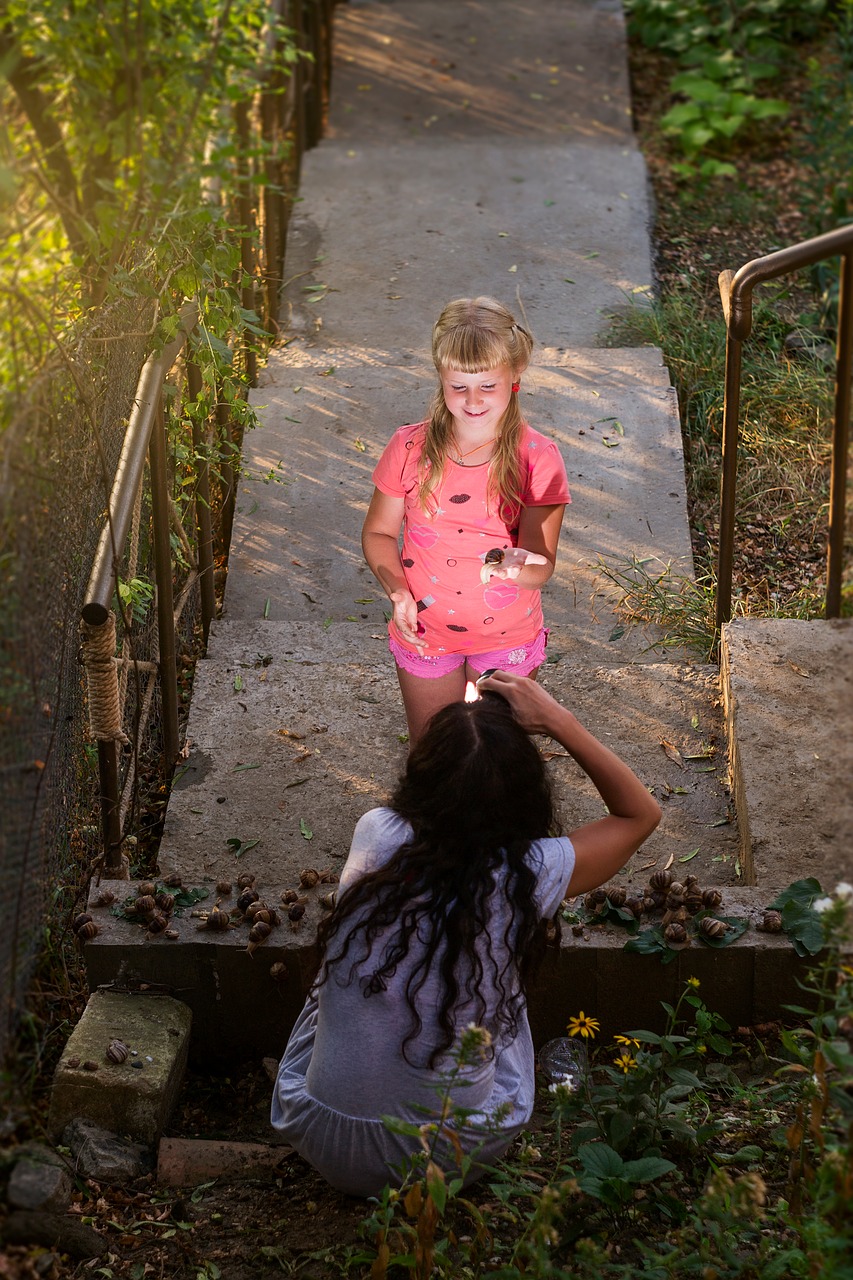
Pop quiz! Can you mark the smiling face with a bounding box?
[439,365,515,439]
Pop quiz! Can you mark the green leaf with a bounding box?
[697,915,749,948]
[578,1142,624,1178]
[769,878,823,911]
[233,762,261,772]
[621,1155,677,1183]
[299,818,313,840]
[226,836,259,858]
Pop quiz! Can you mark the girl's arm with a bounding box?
[361,488,426,649]
[477,671,662,894]
[484,503,565,590]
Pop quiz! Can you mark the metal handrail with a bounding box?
[716,224,853,627]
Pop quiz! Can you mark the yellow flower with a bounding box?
[567,1011,600,1039]
[687,976,701,988]
[614,1034,640,1049]
[614,1052,637,1073]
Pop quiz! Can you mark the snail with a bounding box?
[288,902,306,924]
[198,904,232,932]
[162,873,183,889]
[216,880,233,896]
[663,921,688,944]
[583,888,607,914]
[133,894,157,917]
[299,868,320,889]
[72,912,94,935]
[247,920,271,955]
[76,920,99,941]
[137,882,157,898]
[665,890,685,911]
[624,897,644,920]
[236,872,256,890]
[106,1040,129,1064]
[164,928,180,940]
[319,890,337,911]
[699,916,729,939]
[484,547,505,565]
[646,889,667,911]
[683,874,699,889]
[642,893,661,915]
[702,888,723,911]
[154,892,175,914]
[662,906,688,927]
[237,887,260,914]
[606,886,627,908]
[649,869,673,892]
[684,890,705,916]
[758,909,783,933]
[82,1060,100,1072]
[269,961,287,982]
[246,904,278,927]
[91,888,116,908]
[65,1057,80,1070]
[318,870,339,885]
[669,881,685,898]
[281,889,300,905]
[146,911,170,935]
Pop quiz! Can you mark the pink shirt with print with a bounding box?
[372,422,571,656]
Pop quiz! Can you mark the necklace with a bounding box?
[452,437,495,464]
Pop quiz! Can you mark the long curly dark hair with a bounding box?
[315,692,562,1067]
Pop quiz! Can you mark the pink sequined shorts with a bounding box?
[389,628,549,680]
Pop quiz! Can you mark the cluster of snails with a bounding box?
[72,911,99,942]
[191,868,336,954]
[583,868,730,947]
[119,879,181,939]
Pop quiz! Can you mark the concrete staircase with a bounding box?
[83,0,852,1061]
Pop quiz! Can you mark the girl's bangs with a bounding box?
[434,326,508,374]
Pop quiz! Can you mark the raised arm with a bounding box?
[361,487,426,650]
[477,671,662,894]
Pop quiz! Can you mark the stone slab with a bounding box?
[47,991,191,1145]
[720,618,853,889]
[157,1138,291,1186]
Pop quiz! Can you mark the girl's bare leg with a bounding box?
[395,665,467,748]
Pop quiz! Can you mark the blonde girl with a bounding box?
[362,296,570,744]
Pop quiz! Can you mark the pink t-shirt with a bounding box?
[372,422,570,656]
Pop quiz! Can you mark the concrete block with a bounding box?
[48,991,191,1145]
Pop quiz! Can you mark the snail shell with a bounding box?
[82,1060,100,1072]
[246,905,274,926]
[269,961,287,981]
[199,905,232,932]
[669,882,685,898]
[76,920,99,941]
[649,870,673,892]
[318,870,339,884]
[146,912,169,934]
[683,874,699,889]
[91,889,116,908]
[137,882,157,898]
[65,1057,80,1070]
[72,912,94,935]
[702,888,723,911]
[236,872,256,890]
[154,892,174,914]
[162,873,182,889]
[134,895,157,916]
[106,1040,129,1064]
[281,889,300,905]
[665,891,685,911]
[624,897,643,919]
[758,910,783,933]
[642,895,659,915]
[684,890,705,916]
[606,886,627,908]
[288,903,306,923]
[164,928,180,940]
[662,906,688,927]
[246,921,272,955]
[663,921,688,944]
[319,890,337,911]
[299,868,320,889]
[484,547,505,565]
[216,880,233,896]
[237,888,260,914]
[699,916,729,939]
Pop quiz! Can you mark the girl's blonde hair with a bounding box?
[418,296,533,521]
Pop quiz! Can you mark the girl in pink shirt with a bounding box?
[362,297,570,744]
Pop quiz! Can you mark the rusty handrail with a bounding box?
[716,224,853,627]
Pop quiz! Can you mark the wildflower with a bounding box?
[614,1051,637,1073]
[813,896,835,914]
[567,1011,600,1039]
[548,1076,576,1096]
[614,1034,640,1048]
[687,975,701,988]
[835,882,853,902]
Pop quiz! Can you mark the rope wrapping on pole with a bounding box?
[80,611,130,744]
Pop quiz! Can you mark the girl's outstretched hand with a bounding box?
[390,589,428,650]
[480,546,548,584]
